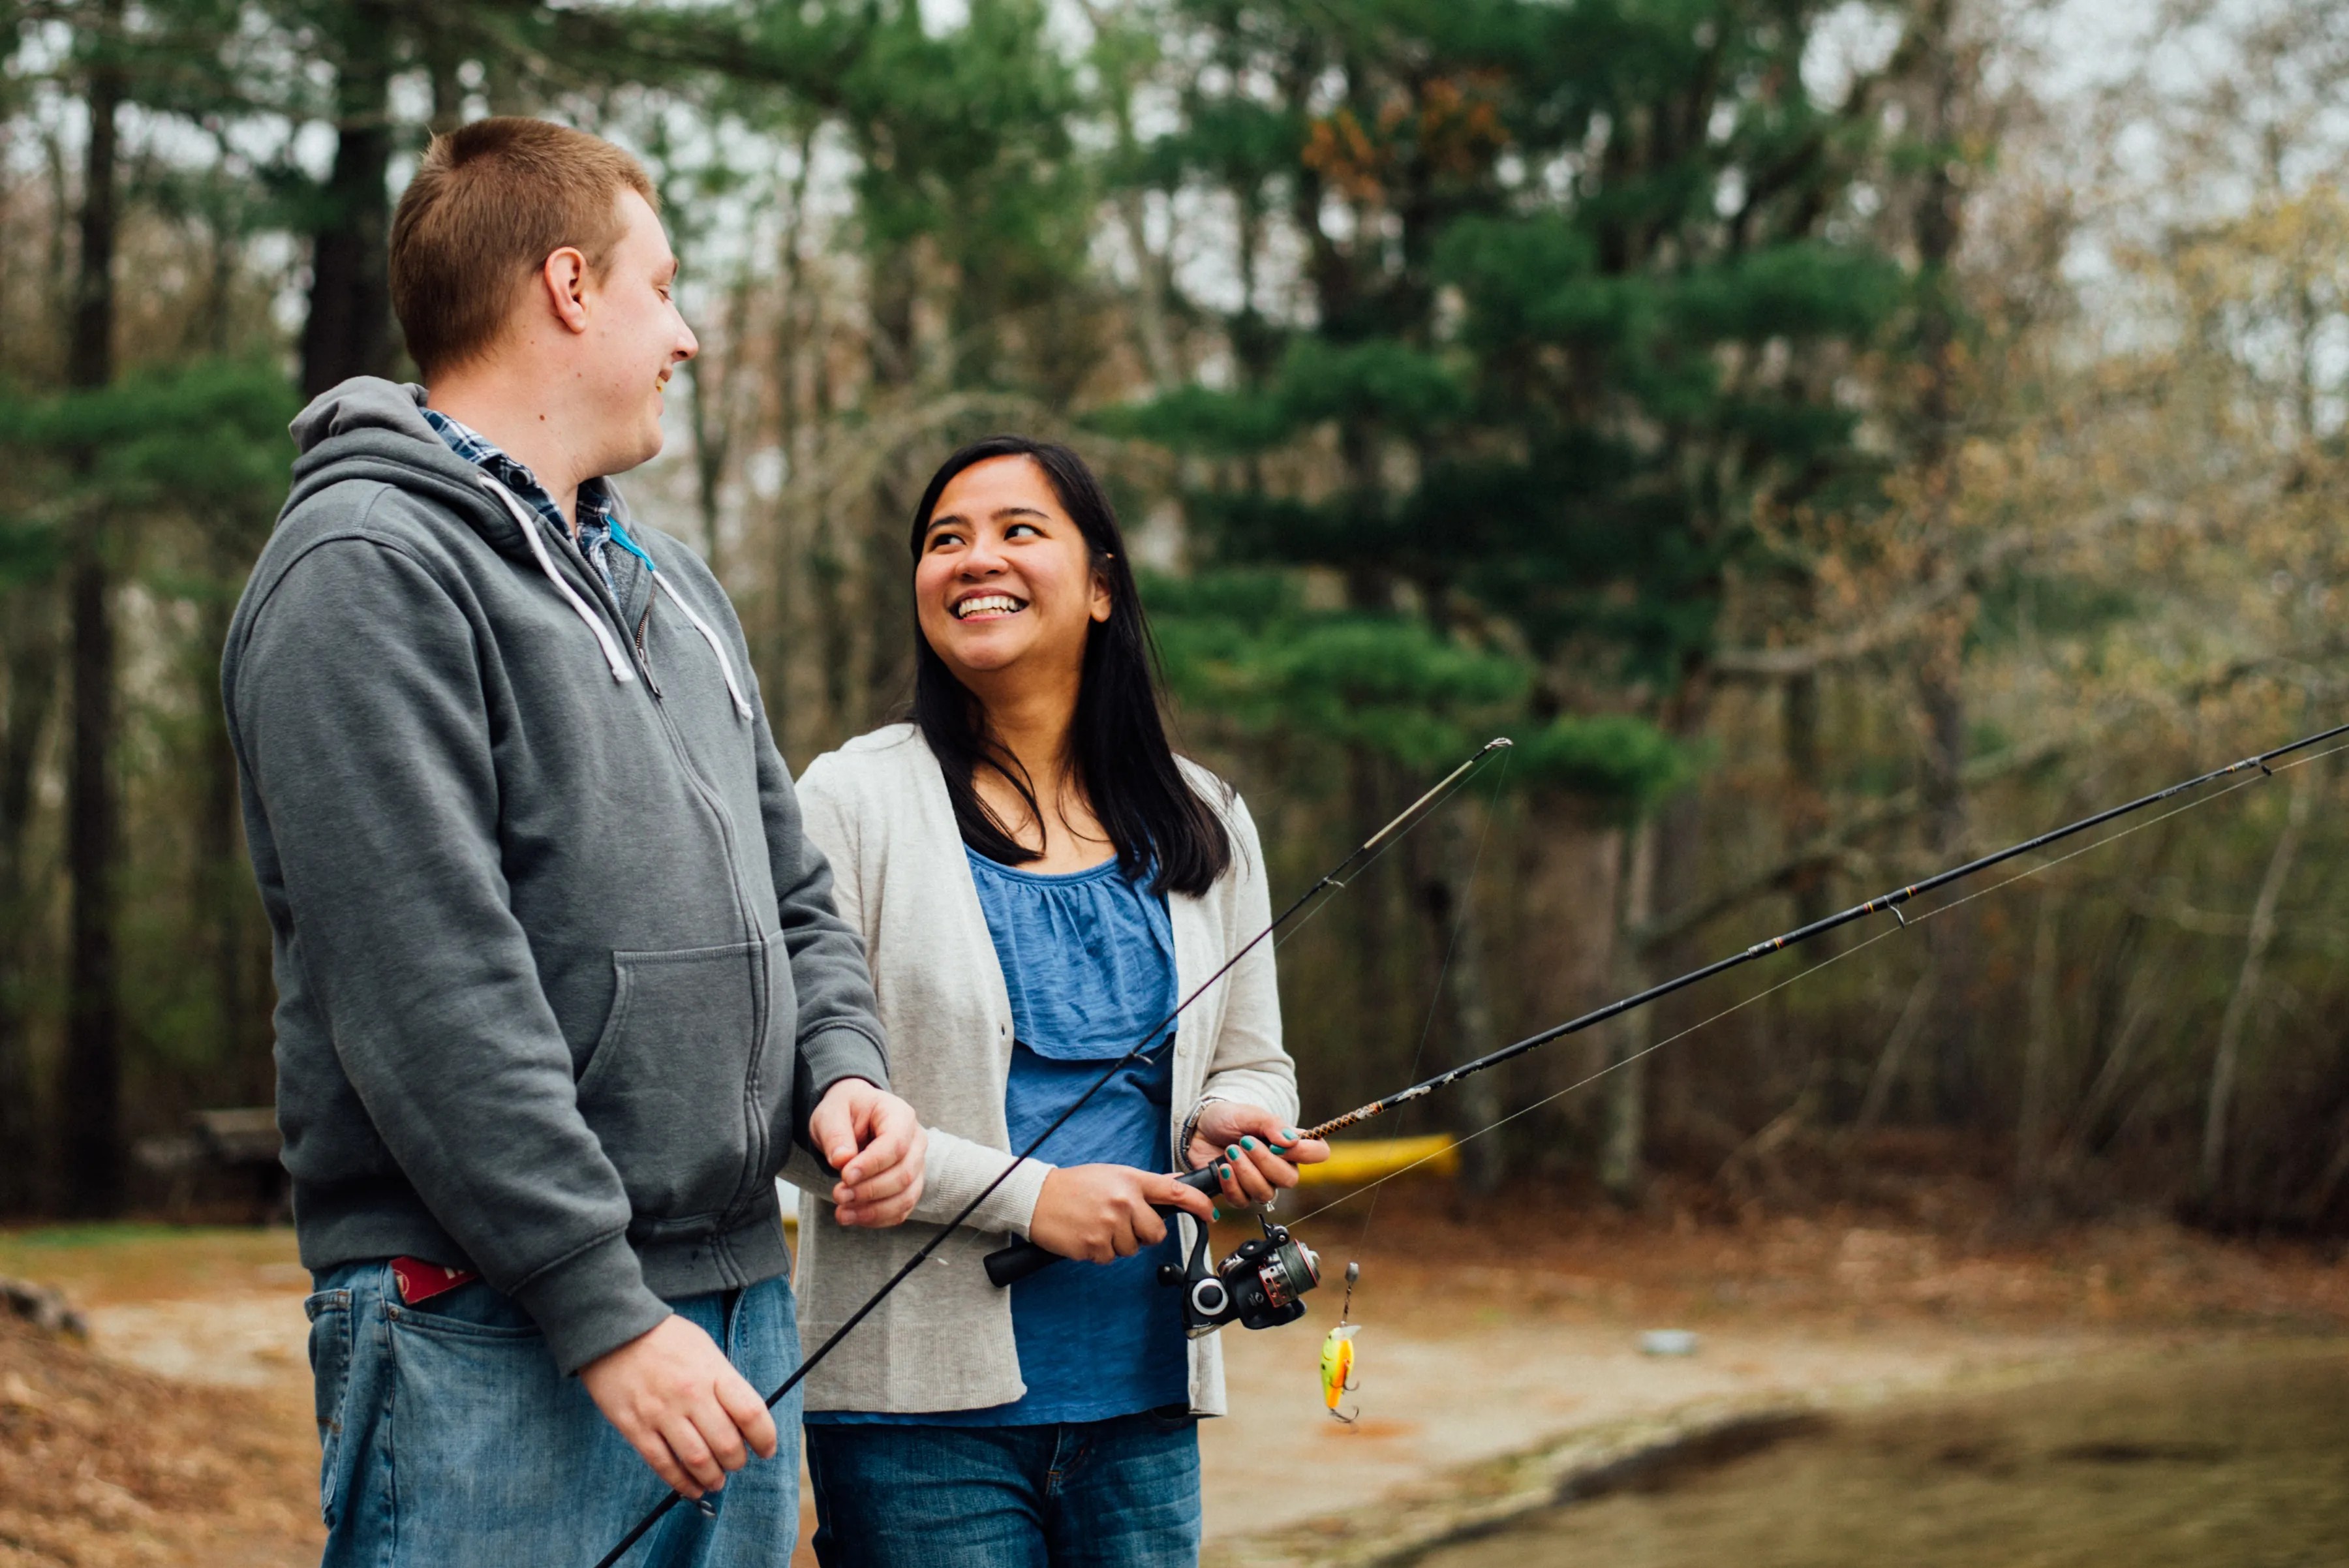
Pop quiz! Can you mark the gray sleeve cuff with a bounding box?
[510,1231,673,1376]
[803,1024,889,1096]
[793,1025,892,1158]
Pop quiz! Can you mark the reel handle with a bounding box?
[983,1167,1221,1287]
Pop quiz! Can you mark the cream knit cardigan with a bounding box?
[784,724,1297,1417]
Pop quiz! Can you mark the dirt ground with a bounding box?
[1,1190,2344,1567]
[1200,1181,2349,1554]
[0,1228,318,1567]
[1416,1340,2349,1568]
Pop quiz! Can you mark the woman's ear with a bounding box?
[1089,562,1115,624]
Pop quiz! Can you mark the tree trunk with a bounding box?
[2200,763,2313,1204]
[1852,968,1935,1138]
[1781,667,1832,935]
[1347,747,1402,1069]
[425,25,466,138]
[63,15,125,1217]
[1917,641,1975,1120]
[300,0,396,397]
[2017,886,2063,1192]
[1514,799,1624,1154]
[685,342,729,576]
[1908,0,1979,1130]
[686,271,757,579]
[0,590,59,1214]
[769,133,832,762]
[1423,805,1501,1194]
[1601,815,1659,1200]
[198,538,263,1099]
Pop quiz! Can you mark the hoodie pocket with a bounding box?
[576,938,765,1222]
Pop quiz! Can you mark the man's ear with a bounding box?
[539,245,591,336]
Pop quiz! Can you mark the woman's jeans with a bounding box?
[805,1410,1202,1568]
[305,1260,801,1568]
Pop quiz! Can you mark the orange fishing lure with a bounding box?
[1321,1261,1360,1421]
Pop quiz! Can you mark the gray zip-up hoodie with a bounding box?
[223,377,887,1374]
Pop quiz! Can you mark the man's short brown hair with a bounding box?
[390,117,659,377]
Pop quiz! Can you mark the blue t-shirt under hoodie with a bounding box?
[810,846,1189,1426]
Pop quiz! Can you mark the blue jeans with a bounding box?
[305,1260,801,1568]
[805,1411,1201,1568]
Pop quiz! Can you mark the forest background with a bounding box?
[3,0,2346,1235]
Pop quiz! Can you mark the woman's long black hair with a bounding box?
[908,435,1231,897]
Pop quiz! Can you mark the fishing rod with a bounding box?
[591,737,1513,1567]
[979,718,2349,1291]
[1297,718,2349,1144]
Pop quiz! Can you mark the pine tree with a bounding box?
[1101,0,1912,1184]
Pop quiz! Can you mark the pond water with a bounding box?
[1419,1340,2349,1568]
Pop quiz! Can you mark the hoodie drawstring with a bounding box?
[605,512,756,722]
[482,476,637,686]
[651,573,755,722]
[480,474,752,722]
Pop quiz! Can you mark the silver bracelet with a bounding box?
[1178,1096,1226,1171]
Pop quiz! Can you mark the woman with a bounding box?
[786,435,1327,1567]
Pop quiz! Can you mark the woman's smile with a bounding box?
[952,591,1029,621]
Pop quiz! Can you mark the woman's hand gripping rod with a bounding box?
[591,738,1510,1568]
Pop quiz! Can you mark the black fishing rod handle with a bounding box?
[983,1167,1221,1287]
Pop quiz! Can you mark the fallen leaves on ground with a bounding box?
[0,1314,318,1567]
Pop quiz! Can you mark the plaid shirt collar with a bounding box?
[421,407,620,597]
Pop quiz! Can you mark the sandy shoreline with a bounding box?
[4,1196,2344,1567]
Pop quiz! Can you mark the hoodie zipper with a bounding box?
[634,604,660,696]
[542,515,777,1244]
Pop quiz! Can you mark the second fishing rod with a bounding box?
[591,736,1514,1567]
[1295,717,2349,1143]
[981,716,2349,1293]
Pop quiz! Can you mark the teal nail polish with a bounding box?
[1218,1163,1233,1180]
[1241,1137,1259,1151]
[1211,1207,1222,1221]
[1271,1143,1291,1155]
[1226,1145,1242,1160]
[1283,1128,1300,1142]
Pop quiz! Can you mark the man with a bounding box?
[222,117,923,1565]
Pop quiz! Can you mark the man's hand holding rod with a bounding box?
[581,1077,923,1496]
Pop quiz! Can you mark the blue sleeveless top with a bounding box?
[808,846,1189,1426]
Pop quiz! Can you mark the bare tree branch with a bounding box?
[1633,738,2068,950]
[1714,500,2151,680]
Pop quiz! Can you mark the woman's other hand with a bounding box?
[1188,1101,1328,1210]
[811,1079,929,1227]
[1031,1165,1215,1263]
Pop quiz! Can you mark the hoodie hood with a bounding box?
[287,373,442,455]
[284,377,542,562]
[281,376,745,713]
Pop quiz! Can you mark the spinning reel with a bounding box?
[982,1164,1321,1334]
[1154,1166,1321,1336]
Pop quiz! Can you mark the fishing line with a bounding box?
[1287,731,2349,1233]
[1265,751,1509,960]
[1312,750,1513,1423]
[589,737,1511,1567]
[1353,746,1513,1254]
[1293,927,1906,1232]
